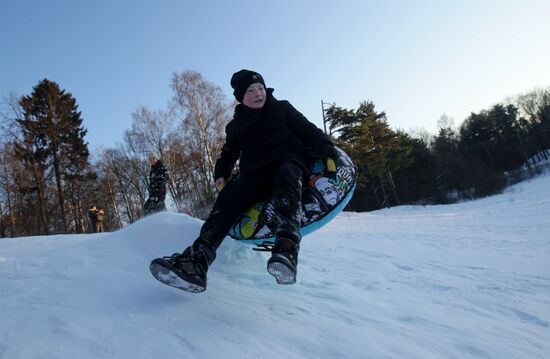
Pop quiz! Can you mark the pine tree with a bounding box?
[460,104,524,172]
[431,124,461,201]
[17,79,92,233]
[325,101,415,210]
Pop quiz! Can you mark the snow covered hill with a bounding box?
[1,173,549,359]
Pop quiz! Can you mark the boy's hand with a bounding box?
[215,177,226,190]
[317,143,338,179]
[326,157,337,179]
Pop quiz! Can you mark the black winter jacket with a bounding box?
[148,160,169,197]
[214,89,333,179]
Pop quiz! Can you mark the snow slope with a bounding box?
[1,173,549,359]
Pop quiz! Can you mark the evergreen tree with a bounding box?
[459,111,497,170]
[431,124,462,201]
[460,104,524,172]
[433,115,506,200]
[535,89,550,150]
[13,114,51,234]
[16,79,92,233]
[325,101,415,210]
[392,133,437,204]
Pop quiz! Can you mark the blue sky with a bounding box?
[1,0,549,152]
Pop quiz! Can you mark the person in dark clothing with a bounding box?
[150,69,338,293]
[96,209,105,233]
[89,205,99,233]
[143,155,169,215]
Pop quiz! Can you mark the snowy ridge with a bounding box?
[1,174,549,358]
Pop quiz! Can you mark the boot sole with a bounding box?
[149,258,206,293]
[267,258,296,285]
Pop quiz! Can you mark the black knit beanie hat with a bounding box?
[230,69,266,102]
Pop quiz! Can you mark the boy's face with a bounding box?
[242,83,266,109]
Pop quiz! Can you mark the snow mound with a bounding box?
[1,173,549,358]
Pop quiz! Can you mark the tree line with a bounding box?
[0,72,232,237]
[324,88,550,211]
[0,73,548,237]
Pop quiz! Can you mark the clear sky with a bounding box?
[1,0,549,152]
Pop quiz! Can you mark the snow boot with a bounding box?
[149,242,215,293]
[267,237,300,285]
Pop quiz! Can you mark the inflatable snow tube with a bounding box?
[228,147,357,245]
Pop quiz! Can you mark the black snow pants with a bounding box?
[194,160,304,251]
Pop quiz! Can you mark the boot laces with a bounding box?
[163,252,184,261]
[252,241,276,252]
[253,238,298,254]
[162,249,208,276]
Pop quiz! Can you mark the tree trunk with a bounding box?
[106,174,122,229]
[0,200,5,238]
[52,153,68,232]
[30,163,49,235]
[516,132,532,170]
[4,172,16,237]
[117,175,135,223]
[387,171,400,204]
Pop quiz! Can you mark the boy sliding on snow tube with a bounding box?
[150,69,338,293]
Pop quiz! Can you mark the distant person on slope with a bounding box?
[143,155,169,216]
[96,209,105,233]
[150,69,338,292]
[88,205,99,233]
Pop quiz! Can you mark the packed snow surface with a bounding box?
[1,173,549,358]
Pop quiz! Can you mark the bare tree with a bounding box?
[169,70,231,216]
